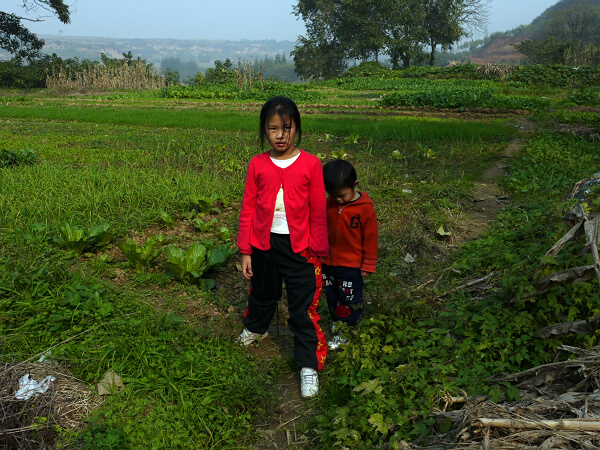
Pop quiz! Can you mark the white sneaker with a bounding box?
[328,335,349,350]
[300,367,318,397]
[236,328,268,346]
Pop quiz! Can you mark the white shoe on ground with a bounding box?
[300,367,319,398]
[236,328,268,346]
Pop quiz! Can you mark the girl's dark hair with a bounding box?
[323,159,357,193]
[259,96,302,149]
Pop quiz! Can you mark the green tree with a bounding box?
[336,0,388,61]
[384,0,428,68]
[422,0,490,66]
[160,57,199,83]
[545,0,600,45]
[293,0,489,75]
[291,35,348,80]
[1,1,71,61]
[204,59,236,84]
[292,0,347,79]
[513,37,570,64]
[514,1,600,65]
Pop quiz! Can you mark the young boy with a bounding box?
[321,159,378,349]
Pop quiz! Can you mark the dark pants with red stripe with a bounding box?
[243,233,327,370]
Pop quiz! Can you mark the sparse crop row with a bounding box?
[46,62,167,91]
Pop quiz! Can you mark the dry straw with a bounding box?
[236,59,264,91]
[46,61,167,91]
[0,360,102,449]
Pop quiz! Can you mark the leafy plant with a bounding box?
[165,242,229,288]
[55,223,114,255]
[189,193,219,216]
[117,234,166,271]
[191,217,216,232]
[343,133,360,144]
[330,150,348,159]
[566,86,600,107]
[159,210,175,228]
[0,148,38,167]
[218,226,232,242]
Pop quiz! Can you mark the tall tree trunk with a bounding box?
[401,54,411,68]
[391,51,400,70]
[429,41,436,66]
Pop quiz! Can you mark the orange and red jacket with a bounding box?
[321,192,378,273]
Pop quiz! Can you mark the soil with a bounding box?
[233,138,524,449]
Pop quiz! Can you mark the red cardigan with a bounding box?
[321,192,378,273]
[237,150,329,256]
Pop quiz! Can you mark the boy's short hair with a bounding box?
[323,159,357,193]
[259,96,302,149]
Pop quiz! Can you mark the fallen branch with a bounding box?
[589,215,600,285]
[502,358,589,386]
[513,265,596,302]
[276,415,301,429]
[532,220,584,278]
[437,272,495,297]
[477,418,600,432]
[534,313,600,339]
[413,279,434,291]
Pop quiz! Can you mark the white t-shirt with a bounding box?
[270,154,300,234]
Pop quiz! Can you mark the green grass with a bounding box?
[2,86,594,448]
[0,101,514,143]
[0,104,260,131]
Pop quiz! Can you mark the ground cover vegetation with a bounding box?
[0,60,599,448]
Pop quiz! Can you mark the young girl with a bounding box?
[236,96,328,398]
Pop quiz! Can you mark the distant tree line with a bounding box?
[160,53,299,86]
[514,0,600,65]
[291,0,490,80]
[160,57,200,84]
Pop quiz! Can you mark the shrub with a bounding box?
[0,149,38,167]
[343,61,390,78]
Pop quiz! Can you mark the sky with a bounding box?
[6,0,559,42]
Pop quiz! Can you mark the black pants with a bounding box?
[243,233,327,370]
[322,264,365,327]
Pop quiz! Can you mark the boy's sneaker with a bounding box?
[236,328,268,346]
[327,335,349,350]
[300,367,318,398]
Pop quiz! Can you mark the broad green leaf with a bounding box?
[206,248,226,269]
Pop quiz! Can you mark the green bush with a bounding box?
[0,148,38,167]
[508,64,600,87]
[343,61,391,78]
[567,86,600,107]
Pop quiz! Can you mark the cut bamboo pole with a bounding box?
[589,215,600,286]
[478,418,600,431]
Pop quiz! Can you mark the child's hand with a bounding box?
[241,254,253,280]
[361,271,372,278]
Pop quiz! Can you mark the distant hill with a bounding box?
[0,35,296,70]
[468,35,529,65]
[461,0,600,64]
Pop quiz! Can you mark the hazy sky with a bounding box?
[7,0,558,41]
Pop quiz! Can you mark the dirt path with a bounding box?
[247,138,523,449]
[458,138,522,242]
[244,306,314,450]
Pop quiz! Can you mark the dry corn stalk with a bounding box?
[46,61,167,91]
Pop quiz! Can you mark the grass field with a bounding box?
[1,77,600,448]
